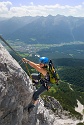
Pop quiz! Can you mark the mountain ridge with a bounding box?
[0,15,84,44]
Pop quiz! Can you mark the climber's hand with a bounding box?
[22,58,30,64]
[22,58,27,63]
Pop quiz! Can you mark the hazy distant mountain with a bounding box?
[0,15,84,44]
[0,16,39,38]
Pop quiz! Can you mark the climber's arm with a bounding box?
[22,58,47,76]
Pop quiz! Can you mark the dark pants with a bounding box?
[33,85,47,101]
[28,83,51,112]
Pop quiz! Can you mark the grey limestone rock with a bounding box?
[0,43,34,125]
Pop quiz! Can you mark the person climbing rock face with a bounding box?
[22,57,51,113]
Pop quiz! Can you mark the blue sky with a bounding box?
[0,0,84,17]
[1,0,84,6]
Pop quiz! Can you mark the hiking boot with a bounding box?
[28,104,35,113]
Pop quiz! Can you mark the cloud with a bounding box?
[0,1,12,16]
[0,1,84,17]
[30,2,34,6]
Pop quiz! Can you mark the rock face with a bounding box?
[0,43,83,125]
[0,43,34,125]
[42,96,63,116]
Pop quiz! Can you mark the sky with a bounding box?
[0,0,84,18]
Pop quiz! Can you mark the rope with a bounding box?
[25,63,32,78]
[0,36,22,59]
[0,35,31,78]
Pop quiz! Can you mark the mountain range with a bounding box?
[0,15,84,44]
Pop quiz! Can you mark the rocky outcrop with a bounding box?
[0,43,34,125]
[42,96,63,116]
[0,43,83,125]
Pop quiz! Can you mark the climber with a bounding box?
[22,57,52,113]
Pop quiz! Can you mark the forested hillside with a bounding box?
[58,66,84,91]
